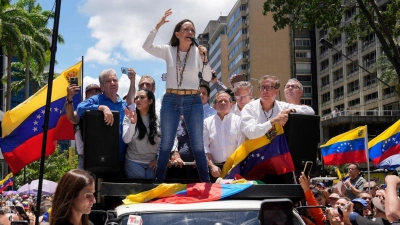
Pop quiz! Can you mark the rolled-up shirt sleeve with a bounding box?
[76,97,100,118]
[241,103,272,140]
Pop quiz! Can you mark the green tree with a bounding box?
[13,146,78,188]
[375,54,400,94]
[263,0,400,83]
[16,0,65,100]
[0,2,34,110]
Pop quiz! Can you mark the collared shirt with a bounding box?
[230,103,241,117]
[203,113,244,163]
[76,93,127,161]
[203,103,216,119]
[241,99,315,140]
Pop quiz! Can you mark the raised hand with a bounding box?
[156,8,172,30]
[124,107,137,124]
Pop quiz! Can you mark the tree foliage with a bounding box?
[13,146,78,189]
[263,0,400,82]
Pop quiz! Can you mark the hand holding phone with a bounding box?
[303,161,313,178]
[15,205,29,224]
[121,67,134,78]
[70,77,78,85]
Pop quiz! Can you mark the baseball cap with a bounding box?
[372,197,385,212]
[317,182,325,188]
[85,84,101,93]
[329,193,340,199]
[352,198,368,207]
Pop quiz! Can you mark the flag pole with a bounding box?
[365,125,371,194]
[35,0,62,224]
[81,55,84,102]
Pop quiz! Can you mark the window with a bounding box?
[320,60,329,71]
[322,92,330,103]
[295,39,311,46]
[297,75,312,82]
[301,99,312,106]
[348,80,359,92]
[333,69,343,82]
[296,64,311,73]
[303,87,312,94]
[334,86,344,99]
[295,51,311,58]
[321,76,330,87]
[346,43,358,56]
[363,73,377,87]
[348,98,360,107]
[365,92,378,103]
[332,52,342,64]
[347,61,359,75]
[363,51,376,68]
[320,45,328,55]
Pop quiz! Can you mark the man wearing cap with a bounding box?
[329,193,340,207]
[66,83,102,169]
[352,198,369,216]
[349,196,390,225]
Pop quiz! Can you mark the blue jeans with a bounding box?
[125,159,155,179]
[155,93,210,183]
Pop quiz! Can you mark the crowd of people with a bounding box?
[298,163,400,224]
[65,9,315,183]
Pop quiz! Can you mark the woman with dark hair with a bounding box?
[142,9,212,183]
[50,169,96,225]
[123,89,161,179]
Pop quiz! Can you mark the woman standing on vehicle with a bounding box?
[50,169,96,225]
[123,89,160,179]
[143,9,212,183]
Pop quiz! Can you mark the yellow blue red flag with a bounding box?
[320,126,367,165]
[221,124,295,179]
[369,119,400,168]
[0,62,82,173]
[0,173,13,192]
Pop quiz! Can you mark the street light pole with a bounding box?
[319,38,400,95]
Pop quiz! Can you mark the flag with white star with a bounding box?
[221,124,295,180]
[0,62,82,173]
[369,119,400,168]
[320,126,367,165]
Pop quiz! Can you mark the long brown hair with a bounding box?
[169,19,195,47]
[50,169,95,225]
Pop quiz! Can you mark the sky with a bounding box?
[35,0,236,99]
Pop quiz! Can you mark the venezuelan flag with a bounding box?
[123,183,252,204]
[0,62,82,173]
[221,124,295,180]
[321,126,367,165]
[369,119,400,167]
[0,173,13,192]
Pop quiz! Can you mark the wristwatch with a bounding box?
[66,98,73,104]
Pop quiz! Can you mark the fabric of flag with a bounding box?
[320,126,367,165]
[369,119,400,167]
[221,124,295,180]
[0,173,13,192]
[0,62,83,173]
[123,183,252,205]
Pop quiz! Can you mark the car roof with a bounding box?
[116,200,262,217]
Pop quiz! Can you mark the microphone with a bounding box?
[189,37,199,47]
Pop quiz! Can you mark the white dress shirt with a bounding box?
[241,99,315,140]
[203,113,244,163]
[230,103,241,117]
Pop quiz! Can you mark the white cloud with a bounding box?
[78,0,235,65]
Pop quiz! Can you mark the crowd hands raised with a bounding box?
[65,8,314,184]
[297,163,400,225]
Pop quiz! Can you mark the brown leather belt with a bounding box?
[166,89,198,95]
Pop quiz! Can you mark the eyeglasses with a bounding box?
[234,95,251,100]
[259,86,277,91]
[134,96,147,101]
[284,84,300,89]
[363,187,376,190]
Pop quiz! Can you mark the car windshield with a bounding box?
[120,210,259,225]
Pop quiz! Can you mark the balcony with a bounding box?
[321,84,330,91]
[383,92,396,100]
[347,89,360,97]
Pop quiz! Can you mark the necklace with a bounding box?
[260,101,274,121]
[176,46,191,87]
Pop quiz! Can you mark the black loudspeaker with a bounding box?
[83,110,120,175]
[284,113,320,174]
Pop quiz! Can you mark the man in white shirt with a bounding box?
[231,81,253,116]
[241,75,315,140]
[204,91,244,178]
